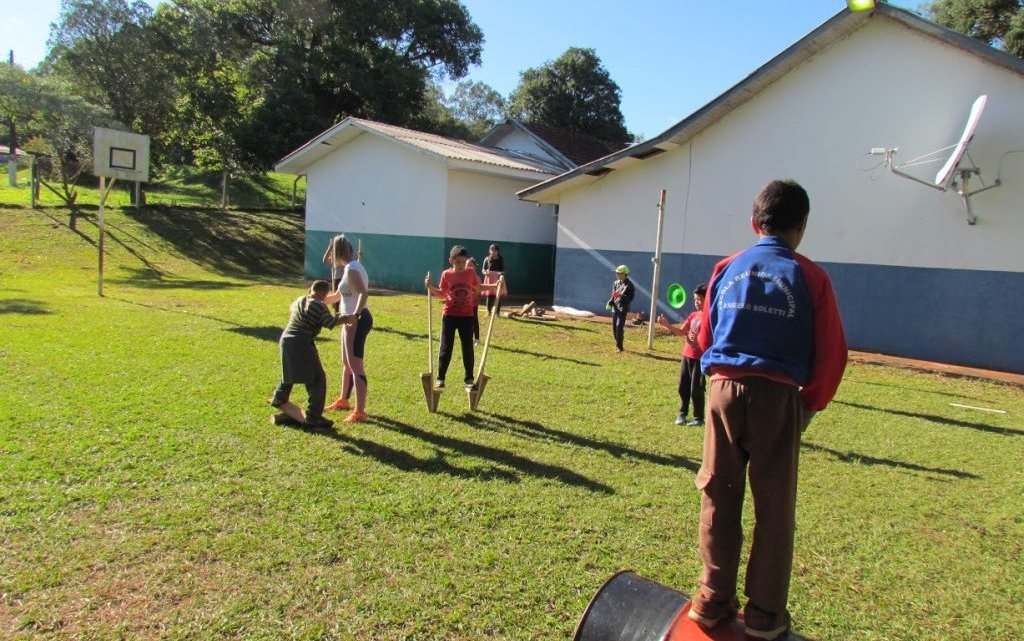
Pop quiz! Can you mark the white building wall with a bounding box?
[305,133,447,235]
[446,170,557,244]
[558,18,1024,274]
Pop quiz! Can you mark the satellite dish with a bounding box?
[934,94,987,189]
[867,94,1001,224]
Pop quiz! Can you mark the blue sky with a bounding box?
[6,0,918,140]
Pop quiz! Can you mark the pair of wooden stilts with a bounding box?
[420,273,503,412]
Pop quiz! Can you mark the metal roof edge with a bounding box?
[519,4,1024,202]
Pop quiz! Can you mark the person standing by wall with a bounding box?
[607,265,635,352]
[482,243,507,316]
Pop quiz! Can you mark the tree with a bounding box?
[5,71,116,227]
[927,0,1024,57]
[46,0,177,141]
[0,64,37,185]
[445,80,506,140]
[507,47,631,144]
[163,0,485,166]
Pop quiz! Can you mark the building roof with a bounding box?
[479,119,628,170]
[274,117,564,179]
[518,4,1024,203]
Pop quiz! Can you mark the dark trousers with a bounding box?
[693,376,803,632]
[678,356,706,416]
[485,295,501,316]
[270,364,327,420]
[611,310,628,350]
[438,315,475,383]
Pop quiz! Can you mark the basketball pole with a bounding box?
[647,189,667,349]
[97,176,116,297]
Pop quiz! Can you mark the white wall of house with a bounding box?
[305,133,447,235]
[446,169,557,244]
[549,16,1024,371]
[558,18,1024,273]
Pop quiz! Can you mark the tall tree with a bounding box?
[46,0,177,139]
[0,64,36,183]
[927,0,1024,57]
[162,0,485,166]
[507,47,631,145]
[445,80,506,140]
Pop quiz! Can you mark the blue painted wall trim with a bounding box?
[554,246,1023,373]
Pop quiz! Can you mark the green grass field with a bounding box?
[0,166,302,210]
[1,203,1022,641]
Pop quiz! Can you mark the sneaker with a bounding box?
[270,412,297,426]
[342,410,369,423]
[302,416,334,429]
[675,413,687,426]
[473,339,480,345]
[686,607,725,630]
[325,398,351,412]
[686,418,705,427]
[743,623,789,640]
[436,379,445,390]
[744,608,790,640]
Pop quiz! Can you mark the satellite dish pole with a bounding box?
[869,95,1000,224]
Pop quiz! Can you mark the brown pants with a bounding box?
[693,376,803,631]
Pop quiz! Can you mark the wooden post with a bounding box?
[357,238,363,262]
[647,189,667,349]
[97,176,116,296]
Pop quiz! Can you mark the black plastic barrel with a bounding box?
[573,570,688,641]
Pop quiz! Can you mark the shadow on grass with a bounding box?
[106,266,253,291]
[802,442,980,480]
[506,316,597,333]
[473,411,700,472]
[629,350,682,364]
[375,415,614,494]
[277,421,519,483]
[834,400,1023,436]
[124,206,305,279]
[111,296,296,345]
[851,379,991,403]
[225,326,283,342]
[0,299,52,315]
[372,327,600,367]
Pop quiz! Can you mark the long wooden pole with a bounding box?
[426,272,434,374]
[475,275,503,381]
[647,189,667,349]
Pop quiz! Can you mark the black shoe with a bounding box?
[465,380,477,391]
[436,379,445,390]
[303,416,334,429]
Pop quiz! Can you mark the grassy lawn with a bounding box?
[0,166,302,210]
[1,203,1022,641]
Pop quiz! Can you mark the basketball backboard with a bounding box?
[93,127,150,183]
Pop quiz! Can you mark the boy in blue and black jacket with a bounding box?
[607,265,635,352]
[687,180,847,641]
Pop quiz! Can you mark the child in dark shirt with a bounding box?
[269,280,347,429]
[607,265,635,352]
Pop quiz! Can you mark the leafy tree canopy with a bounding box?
[507,47,631,145]
[445,80,506,140]
[927,0,1024,57]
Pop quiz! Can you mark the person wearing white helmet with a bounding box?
[607,264,635,352]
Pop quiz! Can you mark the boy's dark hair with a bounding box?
[694,284,708,297]
[449,245,469,260]
[752,179,809,234]
[310,280,331,297]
